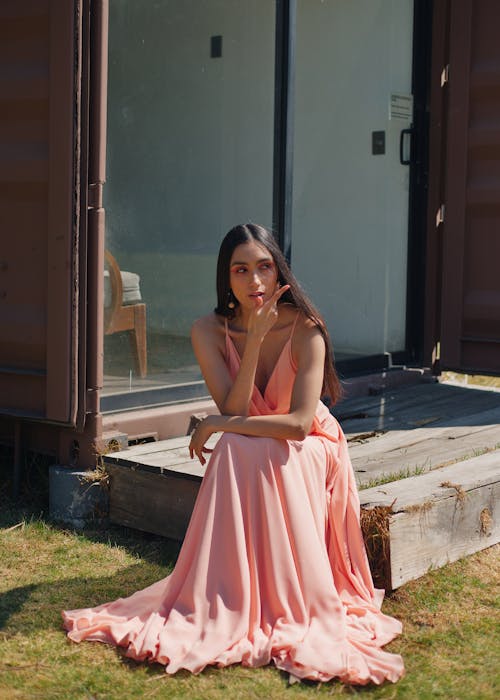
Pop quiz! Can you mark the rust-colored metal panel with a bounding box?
[440,0,500,373]
[0,0,85,423]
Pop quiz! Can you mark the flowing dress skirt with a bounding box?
[62,409,404,685]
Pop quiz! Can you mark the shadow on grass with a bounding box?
[0,496,184,652]
[0,563,150,627]
[0,490,182,566]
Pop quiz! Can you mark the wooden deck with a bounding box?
[104,379,500,587]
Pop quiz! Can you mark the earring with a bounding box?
[227,290,236,309]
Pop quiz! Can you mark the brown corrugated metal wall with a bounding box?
[439,0,500,372]
[0,0,83,422]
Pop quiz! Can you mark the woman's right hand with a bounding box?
[247,284,290,342]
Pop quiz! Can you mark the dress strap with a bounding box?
[290,310,300,340]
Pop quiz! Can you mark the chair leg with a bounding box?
[129,304,147,378]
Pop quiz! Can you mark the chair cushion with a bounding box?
[104,269,142,307]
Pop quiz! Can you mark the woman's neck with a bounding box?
[232,307,251,332]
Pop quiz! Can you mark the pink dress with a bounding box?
[62,318,404,685]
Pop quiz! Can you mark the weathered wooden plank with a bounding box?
[104,435,219,473]
[341,393,500,436]
[359,450,499,509]
[349,404,500,459]
[123,435,192,456]
[353,424,500,485]
[339,379,499,417]
[107,463,201,540]
[104,405,500,485]
[337,382,443,416]
[388,481,498,588]
[339,383,500,436]
[104,456,205,480]
[360,451,500,589]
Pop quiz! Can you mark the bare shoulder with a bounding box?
[191,312,225,345]
[293,309,323,339]
[289,309,325,363]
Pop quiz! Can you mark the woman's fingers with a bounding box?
[247,283,291,339]
[256,284,290,313]
[262,284,290,315]
[189,429,213,465]
[273,283,290,302]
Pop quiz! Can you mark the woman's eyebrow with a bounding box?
[230,257,273,266]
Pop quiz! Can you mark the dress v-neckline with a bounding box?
[226,332,292,398]
[225,313,299,399]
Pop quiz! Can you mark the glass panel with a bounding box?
[292,0,414,361]
[103,0,276,405]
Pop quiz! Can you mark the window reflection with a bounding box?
[103,0,276,405]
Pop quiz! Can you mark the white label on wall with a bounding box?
[390,93,413,120]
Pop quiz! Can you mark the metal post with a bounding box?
[273,0,296,262]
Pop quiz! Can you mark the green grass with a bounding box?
[359,466,427,490]
[0,499,498,700]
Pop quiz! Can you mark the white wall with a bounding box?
[292,0,414,356]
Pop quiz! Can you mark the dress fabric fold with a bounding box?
[62,324,404,685]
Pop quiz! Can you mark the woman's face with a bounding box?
[229,240,279,311]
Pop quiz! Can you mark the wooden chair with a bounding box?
[104,250,147,378]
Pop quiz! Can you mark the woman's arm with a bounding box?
[191,285,290,416]
[189,321,325,464]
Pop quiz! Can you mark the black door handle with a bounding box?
[399,128,413,165]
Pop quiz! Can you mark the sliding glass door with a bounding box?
[103,0,276,408]
[292,0,415,364]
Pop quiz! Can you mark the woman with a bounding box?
[62,224,404,685]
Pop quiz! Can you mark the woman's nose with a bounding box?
[249,270,261,287]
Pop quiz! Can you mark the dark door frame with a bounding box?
[423,0,451,373]
[274,0,433,378]
[403,0,434,367]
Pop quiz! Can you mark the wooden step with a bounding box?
[338,381,500,436]
[351,404,500,486]
[359,450,500,590]
[104,382,500,588]
[105,435,212,541]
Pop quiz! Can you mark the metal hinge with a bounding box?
[440,64,449,87]
[436,204,445,227]
[88,182,103,210]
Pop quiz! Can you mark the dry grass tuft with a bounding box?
[79,457,110,489]
[405,501,433,515]
[480,507,493,535]
[347,430,385,444]
[439,480,467,503]
[360,503,394,590]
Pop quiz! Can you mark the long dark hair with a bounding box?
[214,223,343,405]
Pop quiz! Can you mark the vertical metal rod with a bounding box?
[87,0,109,401]
[273,0,296,263]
